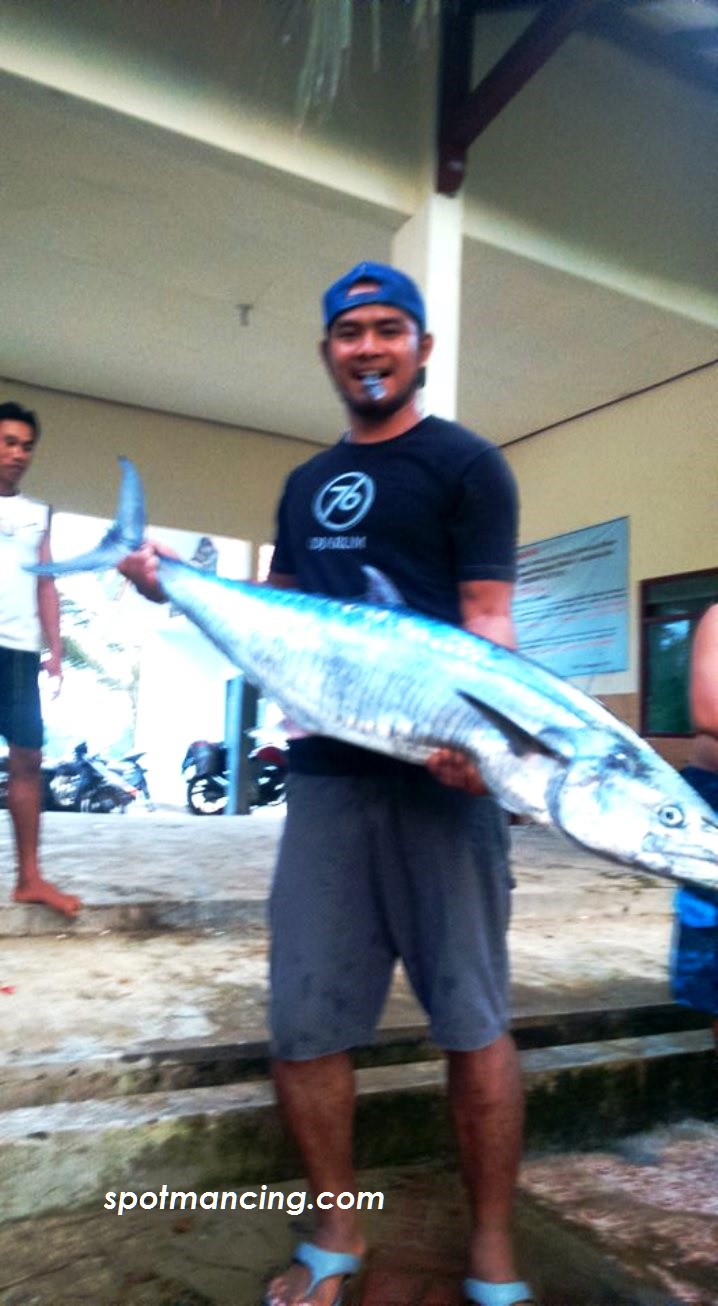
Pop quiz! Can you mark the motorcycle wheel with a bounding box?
[80,787,129,814]
[48,774,81,811]
[187,776,228,816]
[254,767,286,807]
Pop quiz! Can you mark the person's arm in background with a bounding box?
[690,604,718,736]
[36,527,62,692]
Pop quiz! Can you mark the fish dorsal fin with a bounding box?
[458,691,577,761]
[362,566,405,608]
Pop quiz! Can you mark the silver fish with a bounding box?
[30,457,718,897]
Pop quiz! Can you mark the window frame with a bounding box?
[640,566,718,737]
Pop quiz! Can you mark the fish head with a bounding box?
[547,730,718,896]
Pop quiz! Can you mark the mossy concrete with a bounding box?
[0,1029,714,1224]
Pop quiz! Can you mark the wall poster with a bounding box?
[514,517,629,678]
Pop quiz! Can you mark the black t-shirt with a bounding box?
[270,414,518,774]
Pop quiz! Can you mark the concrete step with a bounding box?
[0,884,671,937]
[0,1004,709,1110]
[0,1027,714,1224]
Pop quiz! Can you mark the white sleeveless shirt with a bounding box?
[0,493,50,653]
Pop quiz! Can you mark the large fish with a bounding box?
[31,458,718,897]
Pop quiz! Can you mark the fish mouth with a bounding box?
[641,833,718,888]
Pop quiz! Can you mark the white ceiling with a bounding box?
[0,0,716,447]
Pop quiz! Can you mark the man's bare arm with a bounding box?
[458,578,517,649]
[36,530,62,683]
[691,604,718,736]
[266,570,297,591]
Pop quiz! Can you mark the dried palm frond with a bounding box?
[295,0,441,123]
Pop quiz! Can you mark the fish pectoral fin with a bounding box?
[361,566,406,608]
[458,691,575,760]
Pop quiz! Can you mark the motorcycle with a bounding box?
[181,732,287,815]
[46,742,137,814]
[108,751,154,810]
[0,743,136,813]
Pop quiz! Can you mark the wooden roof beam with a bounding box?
[437,0,604,196]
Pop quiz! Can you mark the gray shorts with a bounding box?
[269,768,513,1060]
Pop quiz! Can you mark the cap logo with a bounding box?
[323,261,426,333]
[346,279,379,298]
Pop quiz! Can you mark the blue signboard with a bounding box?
[514,517,629,678]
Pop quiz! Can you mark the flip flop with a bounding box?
[463,1278,534,1306]
[264,1240,362,1305]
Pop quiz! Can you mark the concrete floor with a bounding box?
[0,808,715,1305]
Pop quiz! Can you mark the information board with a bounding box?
[514,517,629,678]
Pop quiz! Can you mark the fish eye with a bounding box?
[658,804,685,829]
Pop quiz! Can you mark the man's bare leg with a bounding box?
[266,1052,364,1306]
[8,745,81,917]
[448,1033,532,1303]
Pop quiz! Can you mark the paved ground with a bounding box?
[0,808,676,1062]
[0,807,716,1305]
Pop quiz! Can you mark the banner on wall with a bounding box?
[514,517,629,678]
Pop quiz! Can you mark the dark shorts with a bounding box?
[0,647,43,751]
[671,766,718,1015]
[269,769,513,1060]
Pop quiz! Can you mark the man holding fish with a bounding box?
[41,262,718,1301]
[118,261,530,1305]
[262,264,531,1306]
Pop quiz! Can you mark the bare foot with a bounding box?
[13,879,81,918]
[265,1238,364,1306]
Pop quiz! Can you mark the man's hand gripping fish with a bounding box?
[30,457,718,898]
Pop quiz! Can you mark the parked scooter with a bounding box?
[247,728,288,809]
[47,742,137,813]
[181,741,228,815]
[109,751,154,809]
[181,731,287,815]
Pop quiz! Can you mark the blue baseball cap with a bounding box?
[322,261,426,333]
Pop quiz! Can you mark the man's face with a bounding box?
[0,420,37,495]
[322,300,432,419]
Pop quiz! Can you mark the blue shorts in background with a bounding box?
[671,766,718,1014]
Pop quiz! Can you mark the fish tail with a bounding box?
[26,456,146,576]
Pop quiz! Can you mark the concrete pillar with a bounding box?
[224,676,259,816]
[392,191,464,420]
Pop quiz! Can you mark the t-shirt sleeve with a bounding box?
[268,480,296,577]
[451,445,518,582]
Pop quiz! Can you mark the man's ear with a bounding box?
[419,332,434,366]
